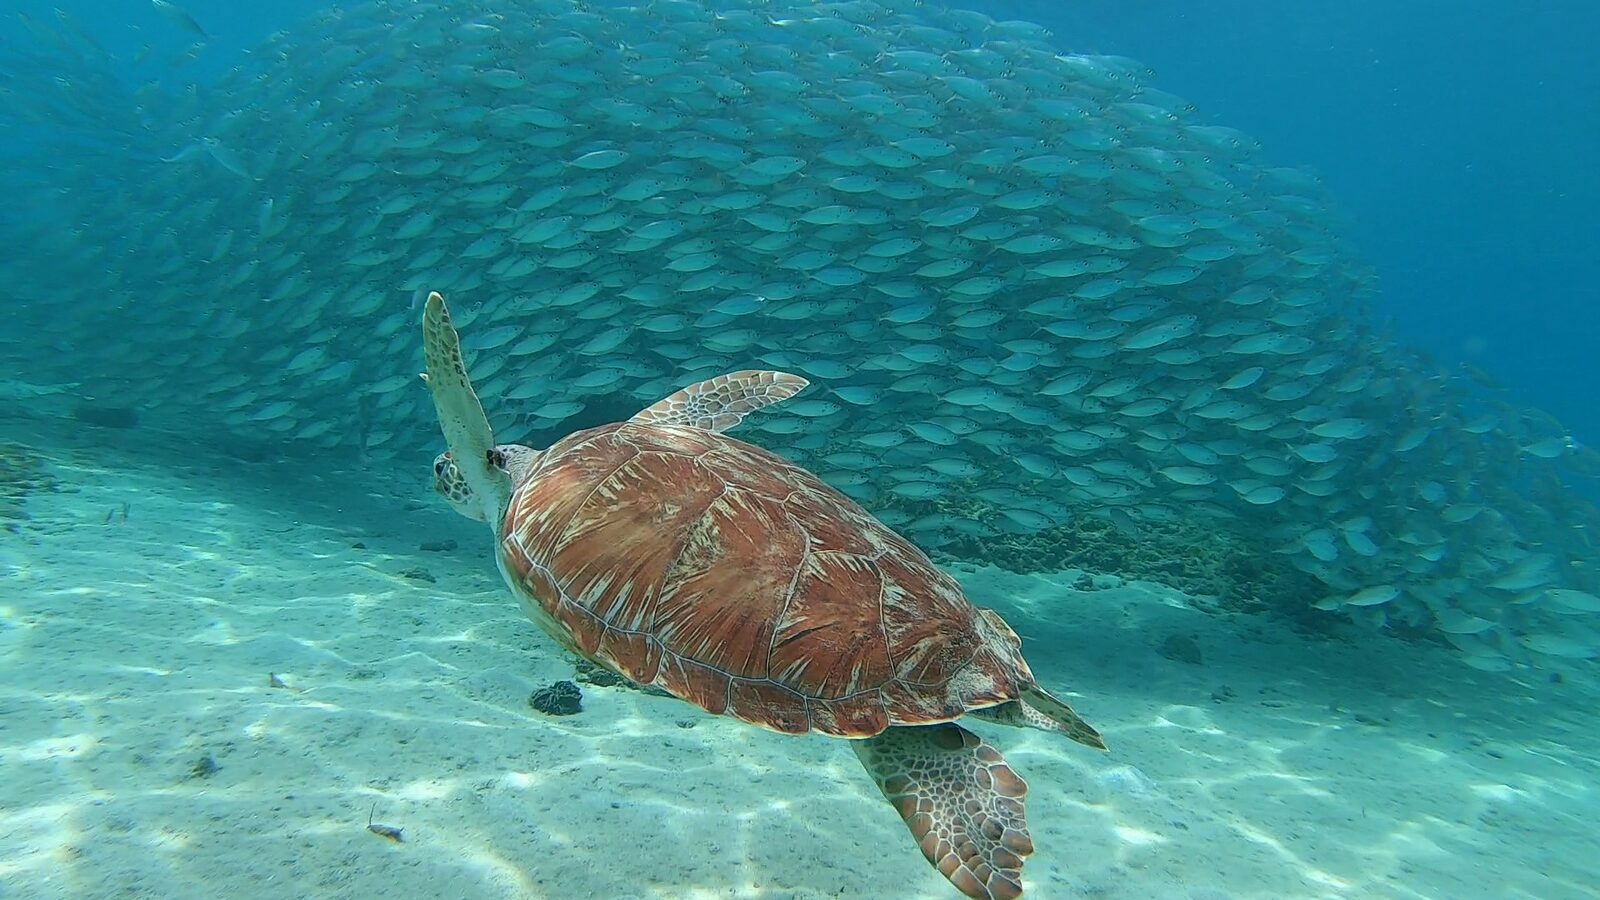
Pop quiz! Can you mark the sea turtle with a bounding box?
[420,292,1106,899]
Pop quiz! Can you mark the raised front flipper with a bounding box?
[628,370,808,432]
[421,291,509,526]
[853,724,1032,900]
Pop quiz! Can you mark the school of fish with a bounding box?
[4,0,1599,669]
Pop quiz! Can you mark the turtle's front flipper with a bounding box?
[629,370,808,432]
[853,724,1032,900]
[421,292,509,526]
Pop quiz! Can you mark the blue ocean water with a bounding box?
[17,0,1593,438]
[3,2,1599,898]
[983,0,1600,445]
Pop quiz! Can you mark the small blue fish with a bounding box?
[152,0,209,40]
[162,137,252,180]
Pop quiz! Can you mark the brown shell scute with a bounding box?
[499,422,1027,737]
[773,550,893,696]
[656,485,800,681]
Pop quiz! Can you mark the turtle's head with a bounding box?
[432,444,541,522]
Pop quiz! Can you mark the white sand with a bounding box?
[2,418,1597,899]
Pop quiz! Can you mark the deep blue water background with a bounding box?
[1001,0,1600,446]
[16,0,1597,442]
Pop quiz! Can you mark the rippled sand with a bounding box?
[2,418,1595,899]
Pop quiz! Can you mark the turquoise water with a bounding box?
[2,2,1596,898]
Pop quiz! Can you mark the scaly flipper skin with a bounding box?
[421,291,509,526]
[854,724,1033,900]
[628,369,809,432]
[970,689,1108,752]
[1020,687,1106,751]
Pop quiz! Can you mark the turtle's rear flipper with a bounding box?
[1021,687,1106,751]
[853,724,1031,900]
[966,688,1107,751]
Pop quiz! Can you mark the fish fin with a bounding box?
[160,142,204,164]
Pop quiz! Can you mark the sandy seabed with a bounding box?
[2,415,1595,900]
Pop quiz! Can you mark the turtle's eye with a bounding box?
[487,448,507,469]
[434,458,448,477]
